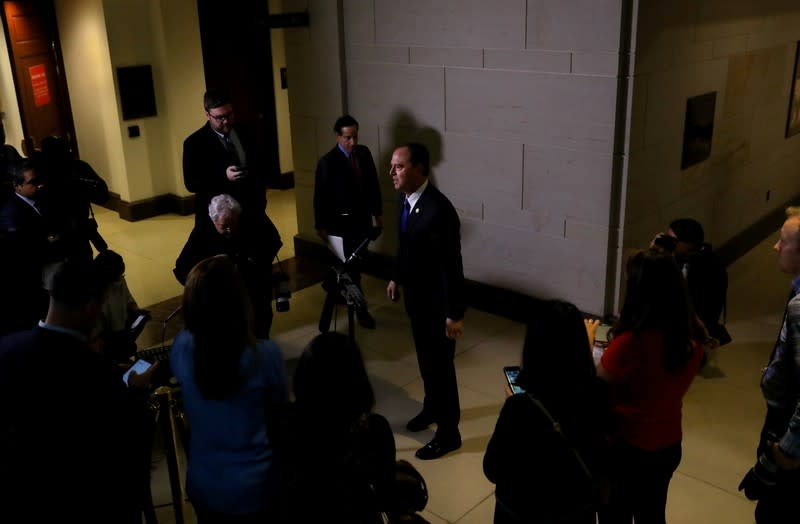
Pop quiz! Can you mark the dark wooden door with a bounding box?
[2,0,76,156]
[196,0,281,185]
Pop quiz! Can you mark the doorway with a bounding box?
[195,0,280,184]
[195,0,297,258]
[1,0,76,156]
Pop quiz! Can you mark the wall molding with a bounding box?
[101,173,294,222]
[102,192,195,222]
[296,190,800,323]
[715,194,800,268]
[293,234,545,324]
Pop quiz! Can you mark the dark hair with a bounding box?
[519,300,596,405]
[293,332,375,428]
[669,218,704,246]
[40,135,69,157]
[12,157,43,186]
[182,255,254,400]
[616,248,702,372]
[203,89,232,111]
[93,249,125,285]
[334,114,359,134]
[50,260,107,307]
[403,142,430,177]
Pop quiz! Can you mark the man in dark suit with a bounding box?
[386,143,466,460]
[183,89,268,228]
[39,135,110,264]
[0,118,24,202]
[0,159,51,334]
[314,114,383,329]
[174,193,282,339]
[0,260,157,522]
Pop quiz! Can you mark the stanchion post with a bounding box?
[154,386,185,524]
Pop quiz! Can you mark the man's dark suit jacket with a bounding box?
[314,144,382,245]
[182,122,267,225]
[392,182,466,322]
[0,326,143,521]
[0,192,46,236]
[0,195,50,334]
[174,217,282,339]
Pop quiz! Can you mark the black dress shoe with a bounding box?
[357,310,376,329]
[406,412,434,432]
[415,435,461,460]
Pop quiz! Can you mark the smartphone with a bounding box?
[503,366,526,395]
[122,359,152,386]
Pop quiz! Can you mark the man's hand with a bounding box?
[446,318,464,339]
[387,280,400,302]
[127,360,160,389]
[226,165,246,181]
[770,441,800,470]
[316,228,329,241]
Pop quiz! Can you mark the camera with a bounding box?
[653,233,677,252]
[274,272,291,313]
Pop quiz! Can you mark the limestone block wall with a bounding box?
[286,0,625,315]
[624,0,800,258]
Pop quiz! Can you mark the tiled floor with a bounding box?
[98,190,778,523]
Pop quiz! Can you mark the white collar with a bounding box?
[405,179,429,211]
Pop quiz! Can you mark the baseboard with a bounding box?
[103,173,294,222]
[715,196,800,267]
[270,171,295,190]
[293,235,544,323]
[102,192,195,222]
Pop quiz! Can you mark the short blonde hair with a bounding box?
[784,207,800,244]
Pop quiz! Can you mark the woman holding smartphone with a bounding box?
[169,255,288,523]
[286,331,398,523]
[588,248,707,524]
[484,300,610,523]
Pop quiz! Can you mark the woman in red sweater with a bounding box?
[590,248,708,524]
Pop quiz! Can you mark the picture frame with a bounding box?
[786,41,800,138]
[680,91,716,170]
[116,65,157,121]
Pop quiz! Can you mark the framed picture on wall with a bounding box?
[681,92,716,170]
[786,41,800,138]
[116,65,157,121]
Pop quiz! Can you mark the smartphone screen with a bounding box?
[122,359,152,386]
[503,366,526,395]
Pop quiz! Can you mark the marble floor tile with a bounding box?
[86,193,787,523]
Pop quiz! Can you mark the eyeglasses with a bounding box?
[208,111,234,123]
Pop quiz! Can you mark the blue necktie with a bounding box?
[400,199,410,233]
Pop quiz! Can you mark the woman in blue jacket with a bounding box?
[170,255,288,523]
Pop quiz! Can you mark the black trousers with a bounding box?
[407,305,460,437]
[598,441,681,524]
